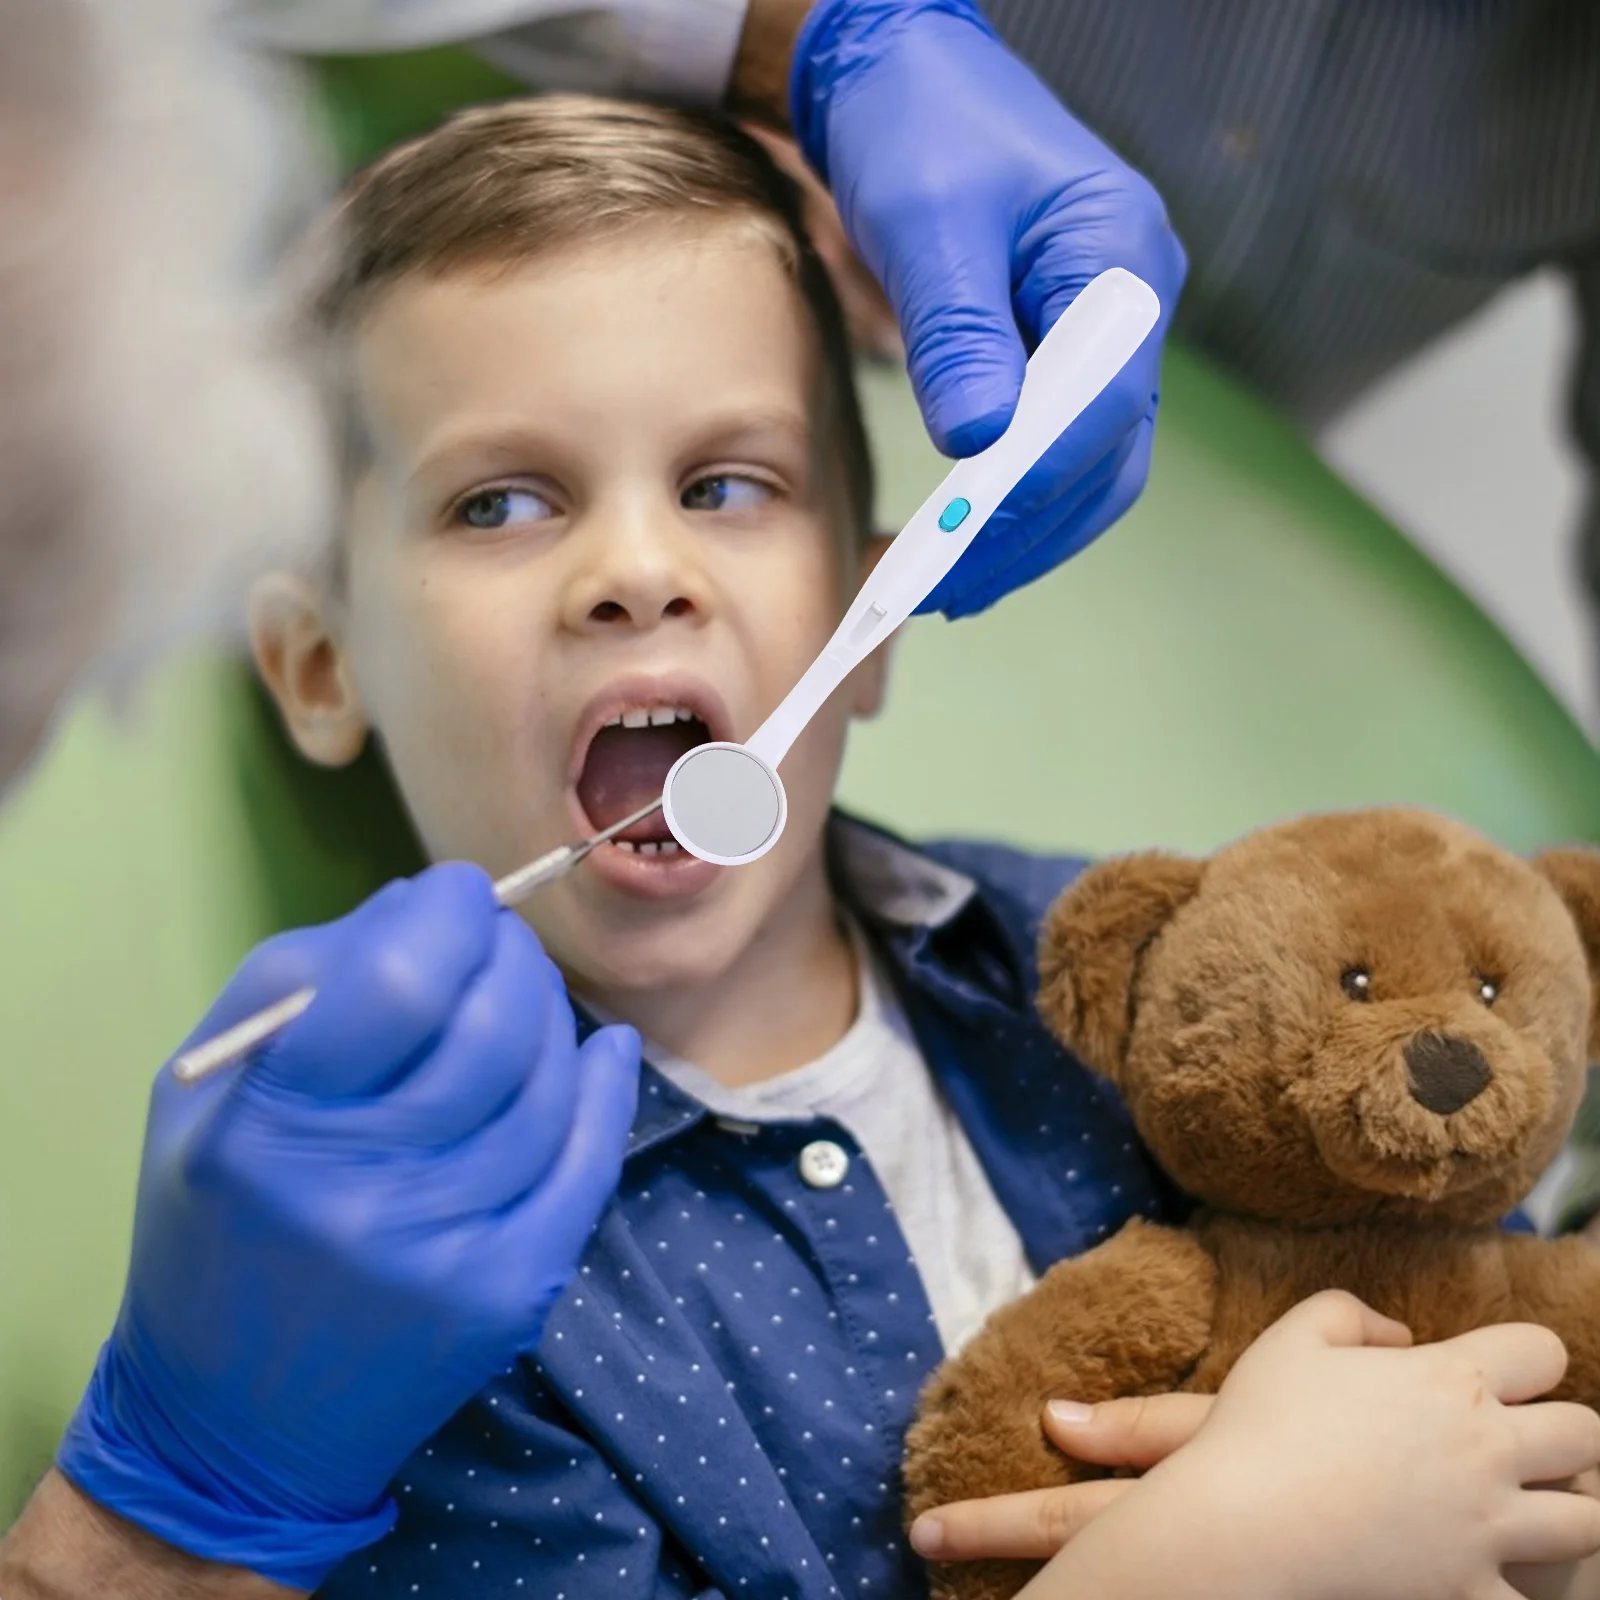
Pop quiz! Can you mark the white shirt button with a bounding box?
[799,1140,849,1189]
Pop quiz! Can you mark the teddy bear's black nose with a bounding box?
[1404,1033,1492,1116]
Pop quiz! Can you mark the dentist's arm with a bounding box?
[727,0,809,123]
[0,1472,297,1600]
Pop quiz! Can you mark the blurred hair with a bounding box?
[310,96,874,550]
[0,0,332,786]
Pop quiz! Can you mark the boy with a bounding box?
[249,97,1600,1599]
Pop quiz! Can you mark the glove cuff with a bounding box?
[57,1346,397,1590]
[789,0,1002,183]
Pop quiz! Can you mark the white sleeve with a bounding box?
[233,0,750,105]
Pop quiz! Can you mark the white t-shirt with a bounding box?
[640,927,1036,1357]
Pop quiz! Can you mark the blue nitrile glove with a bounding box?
[56,863,639,1591]
[792,0,1187,618]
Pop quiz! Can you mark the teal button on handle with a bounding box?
[937,496,971,531]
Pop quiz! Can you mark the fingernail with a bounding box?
[909,1516,945,1556]
[1047,1400,1094,1426]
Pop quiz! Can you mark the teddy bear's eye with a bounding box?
[1476,975,1500,1006]
[1340,967,1373,1002]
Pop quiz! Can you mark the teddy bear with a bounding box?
[902,808,1600,1600]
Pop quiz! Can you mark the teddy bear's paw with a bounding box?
[902,1365,1101,1528]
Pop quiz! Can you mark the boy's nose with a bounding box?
[586,591,696,627]
[562,506,710,633]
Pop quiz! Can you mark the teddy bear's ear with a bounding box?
[1534,847,1600,1058]
[1037,852,1205,1075]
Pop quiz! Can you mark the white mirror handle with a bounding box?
[746,267,1160,770]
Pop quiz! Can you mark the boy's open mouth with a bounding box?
[574,701,713,853]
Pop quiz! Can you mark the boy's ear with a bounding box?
[848,532,896,720]
[1037,852,1205,1076]
[249,573,369,768]
[1533,847,1600,1057]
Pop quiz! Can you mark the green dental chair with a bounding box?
[0,50,1595,1525]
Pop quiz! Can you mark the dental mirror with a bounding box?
[662,267,1161,867]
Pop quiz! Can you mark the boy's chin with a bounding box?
[566,907,757,998]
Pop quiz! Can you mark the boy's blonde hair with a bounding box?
[313,95,874,544]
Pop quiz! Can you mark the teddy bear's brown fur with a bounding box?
[903,809,1600,1600]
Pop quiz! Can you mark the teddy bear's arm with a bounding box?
[1500,1233,1600,1410]
[904,1217,1218,1522]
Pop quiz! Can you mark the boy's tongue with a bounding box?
[576,722,703,841]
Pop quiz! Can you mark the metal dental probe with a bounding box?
[171,796,666,1085]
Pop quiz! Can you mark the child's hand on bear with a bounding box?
[1129,1292,1600,1600]
[915,1289,1600,1596]
[1004,1291,1600,1600]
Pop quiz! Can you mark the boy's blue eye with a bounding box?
[682,475,772,513]
[457,487,553,530]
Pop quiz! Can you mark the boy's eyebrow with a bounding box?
[404,427,555,493]
[404,407,814,493]
[681,406,814,452]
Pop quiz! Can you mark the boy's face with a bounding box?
[255,221,888,997]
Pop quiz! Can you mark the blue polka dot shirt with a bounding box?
[318,817,1182,1600]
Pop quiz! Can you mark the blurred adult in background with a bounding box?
[0,0,331,791]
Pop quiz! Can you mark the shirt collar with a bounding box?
[609,812,1018,1161]
[826,812,977,930]
[832,813,1036,1019]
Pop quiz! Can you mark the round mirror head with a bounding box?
[662,742,786,866]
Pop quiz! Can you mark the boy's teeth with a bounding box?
[613,839,681,857]
[607,704,698,730]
